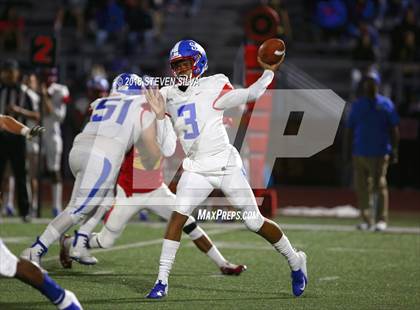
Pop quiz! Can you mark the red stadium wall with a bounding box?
[276,186,420,212]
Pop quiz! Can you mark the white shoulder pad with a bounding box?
[201,74,232,91]
[209,74,231,85]
[89,97,101,109]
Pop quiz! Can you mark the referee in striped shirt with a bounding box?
[0,59,40,221]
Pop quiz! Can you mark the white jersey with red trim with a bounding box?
[44,83,69,137]
[161,74,242,174]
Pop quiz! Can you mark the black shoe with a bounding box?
[22,215,32,223]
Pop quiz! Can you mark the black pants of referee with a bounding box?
[0,132,30,218]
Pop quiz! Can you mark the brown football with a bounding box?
[258,38,286,65]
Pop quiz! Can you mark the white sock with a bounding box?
[52,183,63,211]
[273,235,300,271]
[157,239,180,284]
[90,226,119,249]
[187,225,205,240]
[38,225,61,249]
[7,177,15,207]
[79,207,107,237]
[206,246,228,268]
[38,212,74,248]
[88,233,101,249]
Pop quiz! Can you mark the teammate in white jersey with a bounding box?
[0,239,82,309]
[146,40,307,299]
[21,73,157,267]
[40,68,70,216]
[59,107,245,275]
[24,73,42,215]
[0,118,79,308]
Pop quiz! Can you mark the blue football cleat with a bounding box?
[58,290,83,310]
[291,251,308,297]
[146,280,168,299]
[5,205,16,217]
[52,208,61,217]
[138,210,149,222]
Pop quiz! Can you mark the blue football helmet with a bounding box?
[365,69,381,85]
[169,40,208,78]
[111,73,143,95]
[87,76,109,92]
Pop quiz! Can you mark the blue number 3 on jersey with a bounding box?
[178,103,199,139]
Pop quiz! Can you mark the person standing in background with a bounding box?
[22,73,41,216]
[0,59,40,222]
[74,75,109,131]
[4,73,41,217]
[346,70,400,231]
[39,68,70,216]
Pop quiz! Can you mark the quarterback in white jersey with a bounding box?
[146,40,307,299]
[161,73,242,175]
[40,69,70,215]
[21,73,156,267]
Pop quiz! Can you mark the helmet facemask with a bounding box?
[169,39,208,87]
[170,57,196,86]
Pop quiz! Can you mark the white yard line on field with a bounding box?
[281,223,420,234]
[2,217,418,234]
[0,217,52,224]
[42,227,240,263]
[326,247,398,253]
[0,236,31,243]
[196,222,420,234]
[184,241,272,251]
[319,276,340,282]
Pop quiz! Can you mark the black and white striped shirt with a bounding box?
[0,83,36,125]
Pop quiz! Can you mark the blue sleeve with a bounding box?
[387,100,399,126]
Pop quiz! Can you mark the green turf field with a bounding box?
[1,214,419,309]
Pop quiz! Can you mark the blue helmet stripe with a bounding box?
[111,73,143,95]
[169,39,208,77]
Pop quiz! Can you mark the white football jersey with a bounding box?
[44,83,69,136]
[81,94,153,153]
[21,85,41,152]
[161,74,242,174]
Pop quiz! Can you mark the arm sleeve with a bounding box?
[388,101,400,126]
[155,116,177,157]
[141,109,155,130]
[53,86,69,122]
[214,70,275,110]
[54,103,67,122]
